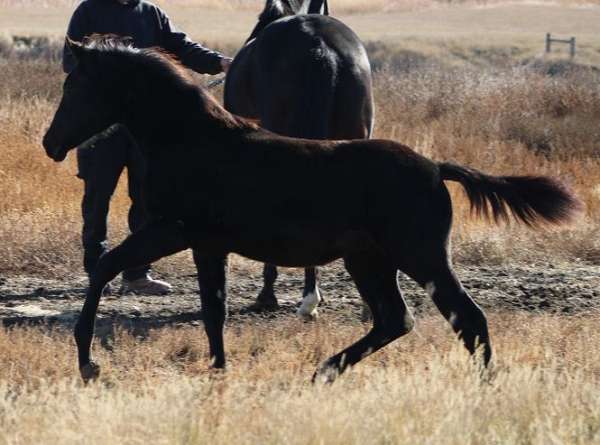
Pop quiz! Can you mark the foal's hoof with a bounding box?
[312,364,339,385]
[80,361,101,383]
[360,303,373,322]
[208,365,227,378]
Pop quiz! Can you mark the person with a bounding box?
[63,0,232,295]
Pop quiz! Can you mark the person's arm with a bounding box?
[158,10,231,75]
[62,3,90,73]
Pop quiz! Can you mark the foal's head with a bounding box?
[244,0,329,43]
[43,36,196,161]
[43,37,132,161]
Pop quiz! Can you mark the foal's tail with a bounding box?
[438,162,583,226]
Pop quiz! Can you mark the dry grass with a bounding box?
[1,312,600,444]
[371,65,600,265]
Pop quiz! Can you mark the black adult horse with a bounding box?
[225,0,374,318]
[43,39,581,383]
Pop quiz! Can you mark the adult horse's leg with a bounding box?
[297,267,322,320]
[74,220,188,382]
[251,264,279,311]
[313,252,414,383]
[192,251,228,369]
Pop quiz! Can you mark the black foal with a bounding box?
[43,39,581,383]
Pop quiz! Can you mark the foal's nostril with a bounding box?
[42,131,62,161]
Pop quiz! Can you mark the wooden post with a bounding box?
[545,33,576,58]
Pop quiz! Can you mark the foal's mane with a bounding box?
[80,36,257,131]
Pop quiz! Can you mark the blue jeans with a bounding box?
[77,126,150,281]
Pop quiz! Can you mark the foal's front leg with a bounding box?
[193,251,228,369]
[74,220,189,382]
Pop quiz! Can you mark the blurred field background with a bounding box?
[0,0,598,276]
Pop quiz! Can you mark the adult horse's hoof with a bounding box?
[297,305,319,321]
[246,291,279,313]
[80,361,100,383]
[297,289,321,321]
[298,310,318,321]
[245,301,279,313]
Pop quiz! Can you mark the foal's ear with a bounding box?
[66,37,85,63]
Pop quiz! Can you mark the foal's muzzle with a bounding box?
[42,132,68,162]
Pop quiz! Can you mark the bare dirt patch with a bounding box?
[1,261,598,334]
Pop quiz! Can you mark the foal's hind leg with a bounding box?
[297,267,323,320]
[74,220,188,382]
[430,268,491,366]
[406,262,492,367]
[314,253,414,383]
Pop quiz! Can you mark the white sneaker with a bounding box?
[120,275,172,295]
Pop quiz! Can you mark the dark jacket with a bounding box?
[63,0,224,74]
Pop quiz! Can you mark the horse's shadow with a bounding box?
[0,285,87,302]
[1,300,299,347]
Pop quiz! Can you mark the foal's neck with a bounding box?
[122,78,239,153]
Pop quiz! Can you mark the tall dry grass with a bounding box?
[1,312,600,444]
[371,64,600,264]
[0,34,599,276]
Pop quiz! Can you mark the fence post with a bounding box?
[546,33,551,53]
[570,37,576,58]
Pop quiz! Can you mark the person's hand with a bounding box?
[220,57,233,73]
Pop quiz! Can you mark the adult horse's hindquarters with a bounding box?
[225,0,374,318]
[42,39,582,383]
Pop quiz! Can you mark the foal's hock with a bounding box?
[42,39,582,383]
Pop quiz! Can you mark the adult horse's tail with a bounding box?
[291,39,338,140]
[439,162,583,226]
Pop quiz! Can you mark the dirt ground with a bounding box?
[1,261,598,333]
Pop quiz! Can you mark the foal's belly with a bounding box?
[224,225,374,267]
[230,229,344,267]
[182,199,371,267]
[235,244,342,267]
